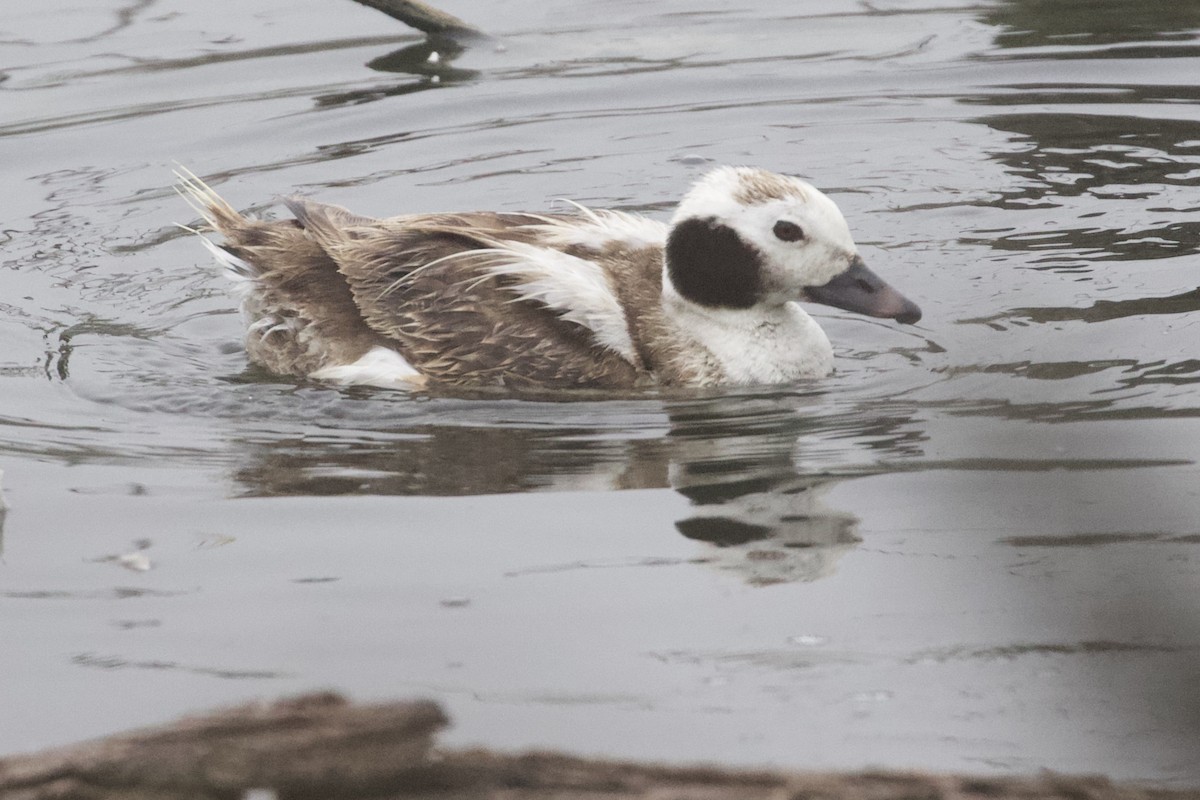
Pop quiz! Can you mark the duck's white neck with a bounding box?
[661,278,834,385]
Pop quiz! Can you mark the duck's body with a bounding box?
[178,167,920,390]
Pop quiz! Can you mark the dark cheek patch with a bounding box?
[665,217,763,309]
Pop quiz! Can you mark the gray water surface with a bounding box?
[2,0,1200,784]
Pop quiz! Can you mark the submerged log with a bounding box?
[0,693,1192,800]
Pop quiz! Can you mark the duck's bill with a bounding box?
[803,257,922,324]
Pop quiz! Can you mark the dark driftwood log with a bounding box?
[0,693,1195,800]
[349,0,483,38]
[0,693,445,800]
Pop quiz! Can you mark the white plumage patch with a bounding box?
[661,282,835,383]
[195,235,257,283]
[527,204,667,252]
[470,241,637,363]
[310,346,426,389]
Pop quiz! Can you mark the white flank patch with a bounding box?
[478,242,636,363]
[310,346,426,389]
[531,204,667,252]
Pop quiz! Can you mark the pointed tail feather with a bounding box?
[173,165,243,233]
[173,165,261,283]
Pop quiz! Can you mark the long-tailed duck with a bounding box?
[177,166,920,390]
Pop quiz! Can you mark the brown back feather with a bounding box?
[283,202,651,389]
[564,241,702,386]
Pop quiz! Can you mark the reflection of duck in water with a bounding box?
[674,472,859,586]
[665,394,861,585]
[227,391,872,585]
[178,167,920,391]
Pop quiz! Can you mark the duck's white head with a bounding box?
[665,166,921,324]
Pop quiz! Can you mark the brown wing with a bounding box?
[195,196,394,378]
[286,200,650,389]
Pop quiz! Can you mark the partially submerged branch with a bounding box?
[349,0,485,39]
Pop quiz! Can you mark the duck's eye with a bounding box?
[773,220,805,243]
